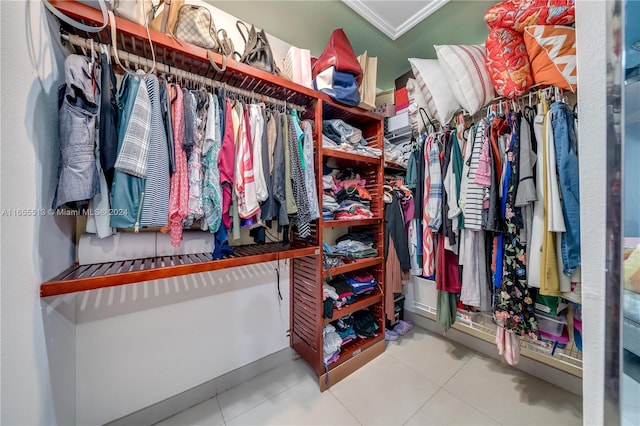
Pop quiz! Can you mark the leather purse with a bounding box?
[149,0,184,34]
[236,21,283,76]
[175,5,220,50]
[113,0,159,26]
[312,29,362,80]
[314,66,361,107]
[175,5,237,71]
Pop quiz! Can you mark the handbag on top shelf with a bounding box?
[236,21,284,77]
[174,4,239,72]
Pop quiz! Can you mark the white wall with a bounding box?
[1,1,77,425]
[575,1,609,424]
[75,262,291,425]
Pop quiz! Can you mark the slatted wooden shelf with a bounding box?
[327,333,385,371]
[41,243,318,297]
[323,291,383,325]
[49,0,319,108]
[384,162,407,172]
[322,218,382,228]
[322,257,382,279]
[322,148,382,168]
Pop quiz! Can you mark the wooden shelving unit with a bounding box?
[291,98,385,390]
[45,1,385,392]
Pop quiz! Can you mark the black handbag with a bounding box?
[236,21,283,76]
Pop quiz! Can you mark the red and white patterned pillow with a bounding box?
[435,44,496,115]
[486,28,534,98]
[408,58,461,125]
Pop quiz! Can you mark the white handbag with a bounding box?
[113,0,159,26]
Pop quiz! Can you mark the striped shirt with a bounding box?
[140,75,170,227]
[462,119,487,230]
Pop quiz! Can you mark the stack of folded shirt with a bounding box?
[327,276,354,299]
[345,271,377,295]
[384,139,407,167]
[332,235,378,260]
[334,201,374,220]
[322,119,381,159]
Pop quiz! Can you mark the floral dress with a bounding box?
[495,113,539,339]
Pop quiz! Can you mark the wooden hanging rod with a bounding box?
[61,33,307,112]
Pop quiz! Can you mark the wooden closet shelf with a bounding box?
[321,100,383,126]
[40,242,319,297]
[384,162,407,172]
[322,218,382,228]
[49,0,318,108]
[322,257,383,278]
[323,291,383,325]
[322,148,382,167]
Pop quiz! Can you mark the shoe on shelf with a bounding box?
[393,320,414,336]
[385,329,399,341]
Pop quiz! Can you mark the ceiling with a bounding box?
[208,0,495,90]
[341,0,450,40]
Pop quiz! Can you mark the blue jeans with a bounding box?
[551,102,581,275]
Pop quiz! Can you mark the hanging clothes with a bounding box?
[271,111,289,227]
[550,101,581,275]
[231,101,243,239]
[139,75,170,228]
[166,84,188,247]
[288,114,311,238]
[98,52,119,190]
[528,103,546,288]
[539,100,565,296]
[495,113,539,339]
[183,90,206,227]
[303,120,320,221]
[462,120,488,230]
[86,63,115,239]
[422,134,435,278]
[159,78,175,174]
[259,108,276,222]
[426,134,443,231]
[385,239,404,322]
[202,93,223,233]
[236,104,261,219]
[110,74,146,230]
[219,97,235,230]
[283,113,298,215]
[250,103,269,203]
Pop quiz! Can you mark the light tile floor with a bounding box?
[155,326,583,426]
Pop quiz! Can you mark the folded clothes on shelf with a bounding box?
[327,276,354,299]
[323,323,343,364]
[322,119,381,158]
[334,202,374,220]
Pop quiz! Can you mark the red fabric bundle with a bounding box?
[484,0,575,32]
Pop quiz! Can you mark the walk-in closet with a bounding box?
[0,0,635,425]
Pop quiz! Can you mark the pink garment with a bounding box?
[235,107,260,219]
[168,85,189,247]
[423,137,435,277]
[219,99,235,228]
[473,134,492,188]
